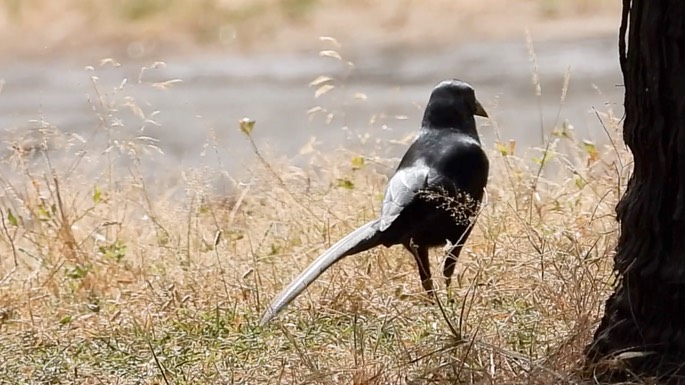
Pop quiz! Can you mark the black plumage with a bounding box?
[260,79,490,326]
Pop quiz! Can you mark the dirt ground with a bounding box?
[0,0,620,60]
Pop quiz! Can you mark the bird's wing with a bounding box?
[378,165,431,232]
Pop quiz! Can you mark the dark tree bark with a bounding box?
[584,0,685,381]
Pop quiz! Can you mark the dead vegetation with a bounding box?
[0,0,620,59]
[0,39,631,383]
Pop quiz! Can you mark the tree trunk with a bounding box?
[584,0,685,381]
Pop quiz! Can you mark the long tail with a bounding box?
[259,220,382,326]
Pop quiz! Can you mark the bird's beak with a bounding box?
[474,99,488,118]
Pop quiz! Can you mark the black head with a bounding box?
[422,79,488,131]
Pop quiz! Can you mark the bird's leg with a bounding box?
[443,245,461,289]
[442,246,463,305]
[404,240,434,300]
[444,226,473,288]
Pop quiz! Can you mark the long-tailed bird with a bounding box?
[260,79,489,326]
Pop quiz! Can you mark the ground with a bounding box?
[0,1,635,384]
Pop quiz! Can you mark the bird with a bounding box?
[259,79,490,326]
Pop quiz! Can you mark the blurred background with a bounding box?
[0,0,623,179]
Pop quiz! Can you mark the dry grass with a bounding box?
[0,47,630,384]
[0,0,620,58]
